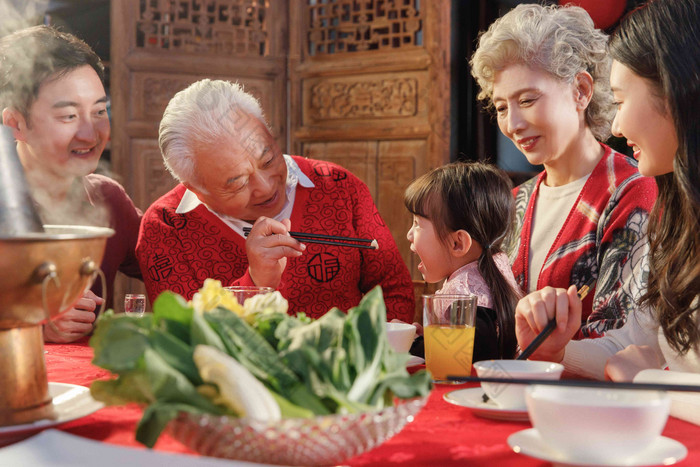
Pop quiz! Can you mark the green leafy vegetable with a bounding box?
[89,283,431,448]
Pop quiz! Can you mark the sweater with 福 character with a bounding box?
[136,156,415,321]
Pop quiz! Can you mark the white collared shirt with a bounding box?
[175,155,314,237]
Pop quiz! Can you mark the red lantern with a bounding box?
[560,0,627,30]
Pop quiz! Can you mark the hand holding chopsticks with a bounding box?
[242,217,380,298]
[482,279,595,403]
[517,278,595,359]
[243,227,378,250]
[516,280,594,360]
[244,218,306,289]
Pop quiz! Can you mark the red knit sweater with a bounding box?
[136,156,414,321]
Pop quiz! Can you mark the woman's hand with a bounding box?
[515,285,581,362]
[604,345,663,382]
[246,217,305,289]
[43,290,103,343]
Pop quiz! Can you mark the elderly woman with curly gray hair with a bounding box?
[470,3,657,339]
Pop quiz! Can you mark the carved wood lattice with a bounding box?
[309,77,417,120]
[307,0,422,55]
[136,0,269,55]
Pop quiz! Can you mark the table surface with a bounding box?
[25,340,700,466]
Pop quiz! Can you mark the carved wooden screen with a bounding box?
[110,0,288,305]
[289,0,452,287]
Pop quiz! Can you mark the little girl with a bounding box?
[405,161,521,360]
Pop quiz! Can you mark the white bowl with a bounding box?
[385,322,417,353]
[526,385,671,463]
[473,360,564,410]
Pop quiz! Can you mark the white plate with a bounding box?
[443,387,529,421]
[0,383,103,440]
[407,355,425,367]
[508,428,687,466]
[0,429,269,466]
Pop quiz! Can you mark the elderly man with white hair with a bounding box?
[136,79,414,320]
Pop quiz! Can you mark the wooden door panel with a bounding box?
[111,0,289,304]
[302,71,428,127]
[129,138,177,209]
[377,139,426,276]
[128,72,281,142]
[302,141,377,195]
[290,0,451,282]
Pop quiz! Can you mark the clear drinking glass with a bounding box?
[423,294,477,384]
[223,286,274,305]
[124,293,146,315]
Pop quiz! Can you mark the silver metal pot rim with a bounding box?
[0,224,115,241]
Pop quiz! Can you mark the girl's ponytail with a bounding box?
[460,162,520,359]
[478,245,518,358]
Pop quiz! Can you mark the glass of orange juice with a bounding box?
[423,294,477,384]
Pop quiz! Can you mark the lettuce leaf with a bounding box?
[89,285,431,448]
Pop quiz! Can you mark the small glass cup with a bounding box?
[423,294,477,384]
[124,293,147,315]
[223,286,275,305]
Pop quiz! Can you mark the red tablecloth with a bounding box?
[42,341,700,466]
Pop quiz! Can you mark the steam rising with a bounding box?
[0,1,49,38]
[30,178,111,230]
[1,0,112,230]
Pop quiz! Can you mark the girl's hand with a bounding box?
[604,345,663,382]
[514,286,581,362]
[412,321,423,336]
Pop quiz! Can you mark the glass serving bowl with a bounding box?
[168,396,429,466]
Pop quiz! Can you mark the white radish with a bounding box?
[193,345,281,421]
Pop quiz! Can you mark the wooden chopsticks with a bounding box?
[242,227,378,250]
